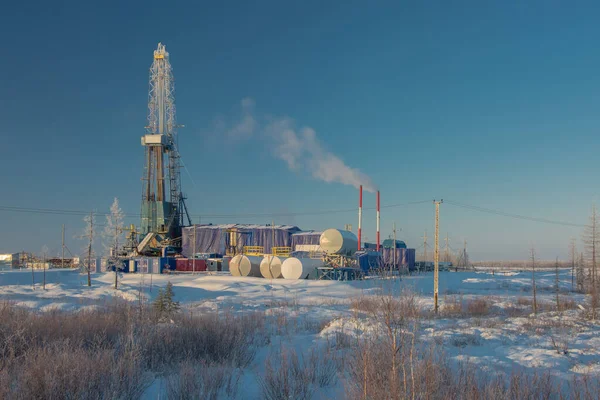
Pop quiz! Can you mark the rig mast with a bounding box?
[140,43,191,248]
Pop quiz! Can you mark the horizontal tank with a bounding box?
[229,255,242,276]
[237,255,262,277]
[281,257,323,280]
[319,229,358,256]
[260,255,283,279]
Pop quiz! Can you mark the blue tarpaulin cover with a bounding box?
[182,224,301,257]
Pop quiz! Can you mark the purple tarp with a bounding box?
[291,231,323,248]
[381,248,416,271]
[181,224,301,257]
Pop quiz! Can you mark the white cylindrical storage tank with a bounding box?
[229,255,242,276]
[319,229,358,256]
[237,255,262,277]
[260,255,283,279]
[281,257,323,280]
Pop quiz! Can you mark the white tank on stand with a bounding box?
[319,229,358,256]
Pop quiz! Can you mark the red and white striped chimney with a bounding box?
[376,190,380,251]
[358,185,363,251]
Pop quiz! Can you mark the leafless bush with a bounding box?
[558,296,577,311]
[0,302,268,398]
[141,311,265,371]
[450,333,482,348]
[466,297,492,316]
[166,360,240,400]
[441,295,463,316]
[440,296,493,317]
[345,337,599,399]
[259,347,338,400]
[517,297,532,306]
[0,339,149,400]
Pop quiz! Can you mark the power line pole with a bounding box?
[392,222,397,271]
[433,200,443,314]
[570,238,576,291]
[422,231,428,261]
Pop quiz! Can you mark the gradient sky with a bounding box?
[1,1,599,260]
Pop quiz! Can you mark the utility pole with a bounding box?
[460,239,468,271]
[433,200,443,313]
[422,231,428,261]
[86,211,94,287]
[62,224,65,269]
[392,222,397,272]
[570,238,576,291]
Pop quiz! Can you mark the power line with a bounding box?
[444,200,584,228]
[0,200,432,220]
[0,199,586,227]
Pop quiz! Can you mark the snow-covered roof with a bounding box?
[188,224,300,231]
[291,230,323,236]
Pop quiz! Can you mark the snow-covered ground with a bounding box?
[1,267,598,398]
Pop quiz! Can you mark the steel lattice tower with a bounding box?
[140,43,191,242]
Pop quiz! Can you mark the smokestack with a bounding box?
[358,185,362,251]
[376,190,380,251]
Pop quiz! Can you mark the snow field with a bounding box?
[0,267,598,398]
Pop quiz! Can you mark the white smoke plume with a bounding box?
[217,98,377,192]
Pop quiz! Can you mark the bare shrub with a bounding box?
[166,360,240,400]
[466,297,492,316]
[345,337,600,400]
[0,339,149,400]
[441,294,463,316]
[259,346,338,400]
[141,311,266,370]
[0,301,268,398]
[558,296,577,311]
[450,333,482,348]
[517,297,532,306]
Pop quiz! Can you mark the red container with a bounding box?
[189,259,207,272]
[175,258,189,272]
[175,258,207,272]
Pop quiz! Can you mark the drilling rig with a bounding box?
[138,43,191,255]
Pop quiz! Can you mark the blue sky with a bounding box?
[1,1,599,260]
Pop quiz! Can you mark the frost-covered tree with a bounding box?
[103,198,125,289]
[78,211,96,287]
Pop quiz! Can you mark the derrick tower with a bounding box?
[140,43,191,245]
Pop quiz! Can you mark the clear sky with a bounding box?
[1,1,599,260]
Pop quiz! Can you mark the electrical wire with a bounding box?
[0,200,431,220]
[444,200,584,228]
[0,199,585,227]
